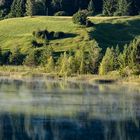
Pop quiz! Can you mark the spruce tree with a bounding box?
[46,56,55,72]
[26,0,35,16]
[9,0,17,17]
[103,0,117,16]
[9,0,25,17]
[128,38,140,74]
[115,0,131,16]
[59,52,70,76]
[88,40,102,74]
[99,47,115,75]
[118,44,128,69]
[88,0,95,16]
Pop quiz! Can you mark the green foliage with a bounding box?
[72,10,94,27]
[103,0,117,16]
[88,0,95,16]
[41,46,54,66]
[45,56,55,72]
[58,52,72,77]
[9,48,25,65]
[33,29,65,40]
[99,47,119,75]
[24,49,42,66]
[87,40,102,73]
[127,38,140,74]
[115,0,131,16]
[118,45,128,69]
[26,0,35,16]
[103,0,131,16]
[1,0,140,18]
[72,11,87,25]
[9,0,25,17]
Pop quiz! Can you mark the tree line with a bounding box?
[0,37,139,77]
[0,0,140,18]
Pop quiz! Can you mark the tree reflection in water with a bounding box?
[0,77,139,140]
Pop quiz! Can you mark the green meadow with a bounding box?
[0,16,140,53]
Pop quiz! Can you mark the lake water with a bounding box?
[0,77,140,140]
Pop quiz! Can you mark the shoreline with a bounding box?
[0,68,139,85]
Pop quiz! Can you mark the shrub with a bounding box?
[72,11,87,25]
[9,48,25,65]
[72,11,94,27]
[24,49,42,66]
[33,30,65,40]
[33,29,49,40]
[54,11,68,16]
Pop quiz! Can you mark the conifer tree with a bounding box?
[88,40,102,74]
[115,0,131,16]
[128,38,140,73]
[118,44,128,69]
[59,52,70,76]
[26,0,35,16]
[103,0,117,16]
[9,0,25,17]
[88,0,95,15]
[79,46,86,74]
[9,0,17,17]
[41,46,54,66]
[99,47,115,75]
[46,56,55,72]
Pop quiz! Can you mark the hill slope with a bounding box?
[0,16,140,53]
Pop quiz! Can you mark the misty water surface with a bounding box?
[0,77,140,140]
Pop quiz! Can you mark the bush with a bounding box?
[9,48,25,65]
[54,11,68,16]
[33,30,65,40]
[33,29,49,39]
[72,11,94,27]
[72,11,87,25]
[24,49,42,66]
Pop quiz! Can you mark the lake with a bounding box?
[0,77,140,140]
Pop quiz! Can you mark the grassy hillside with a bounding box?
[0,16,140,53]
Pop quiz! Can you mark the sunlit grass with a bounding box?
[0,16,140,53]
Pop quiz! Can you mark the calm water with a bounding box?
[0,77,140,140]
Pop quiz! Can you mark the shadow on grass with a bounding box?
[89,19,140,52]
[63,33,78,39]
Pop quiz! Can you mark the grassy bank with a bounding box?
[0,66,139,84]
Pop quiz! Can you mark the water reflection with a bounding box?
[0,77,140,140]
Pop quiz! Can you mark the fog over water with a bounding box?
[0,77,140,140]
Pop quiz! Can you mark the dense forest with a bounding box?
[0,0,140,18]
